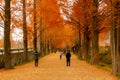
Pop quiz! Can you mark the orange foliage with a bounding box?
[0,0,113,48]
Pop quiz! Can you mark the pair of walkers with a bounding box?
[60,50,71,67]
[34,50,71,67]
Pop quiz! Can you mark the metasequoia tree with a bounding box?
[72,0,91,60]
[33,0,37,52]
[60,0,91,59]
[39,17,43,55]
[70,1,83,57]
[109,0,120,75]
[4,0,12,69]
[23,0,28,61]
[37,0,63,54]
[90,0,111,64]
[90,0,99,64]
[61,0,110,63]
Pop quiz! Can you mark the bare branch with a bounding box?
[0,13,5,21]
[0,6,4,11]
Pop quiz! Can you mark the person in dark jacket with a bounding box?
[34,51,39,67]
[66,50,71,66]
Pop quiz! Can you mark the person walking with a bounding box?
[66,50,71,67]
[34,51,39,67]
[60,51,62,60]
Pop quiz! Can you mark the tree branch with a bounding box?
[0,13,5,22]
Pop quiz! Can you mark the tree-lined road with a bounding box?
[0,52,119,80]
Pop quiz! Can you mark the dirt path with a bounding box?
[0,52,119,80]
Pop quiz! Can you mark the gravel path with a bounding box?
[0,52,119,80]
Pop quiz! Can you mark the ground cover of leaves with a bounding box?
[0,52,119,80]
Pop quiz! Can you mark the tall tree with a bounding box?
[82,0,91,60]
[91,0,99,64]
[39,17,43,56]
[70,0,91,59]
[33,0,37,52]
[23,0,28,61]
[4,0,12,69]
[110,0,120,75]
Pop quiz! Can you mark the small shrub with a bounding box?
[99,63,105,67]
[9,65,14,69]
[116,74,120,78]
[79,57,84,60]
[86,59,91,63]
[77,55,83,60]
[99,46,112,64]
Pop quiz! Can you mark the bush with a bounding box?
[99,47,112,64]
[9,65,14,69]
[99,63,105,67]
[116,74,120,78]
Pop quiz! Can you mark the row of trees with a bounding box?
[68,0,119,75]
[110,0,120,75]
[0,0,69,69]
[58,0,120,75]
[0,0,120,76]
[3,0,34,69]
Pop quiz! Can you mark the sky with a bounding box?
[0,27,3,39]
[0,27,23,42]
[0,0,24,41]
[12,28,23,42]
[59,0,75,20]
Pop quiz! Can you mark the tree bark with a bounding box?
[117,28,120,73]
[39,17,42,56]
[42,31,45,55]
[83,27,89,60]
[23,0,28,61]
[110,0,120,75]
[111,24,117,74]
[115,0,120,74]
[78,28,82,57]
[91,0,99,65]
[33,0,37,52]
[4,0,12,69]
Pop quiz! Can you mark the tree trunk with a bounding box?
[115,0,120,74]
[111,24,117,74]
[4,0,12,69]
[82,0,90,61]
[23,0,28,61]
[91,29,99,64]
[42,31,45,55]
[78,28,82,57]
[83,28,89,60]
[111,0,120,75]
[117,28,120,73]
[33,0,37,52]
[91,0,99,65]
[45,32,47,54]
[39,17,42,56]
